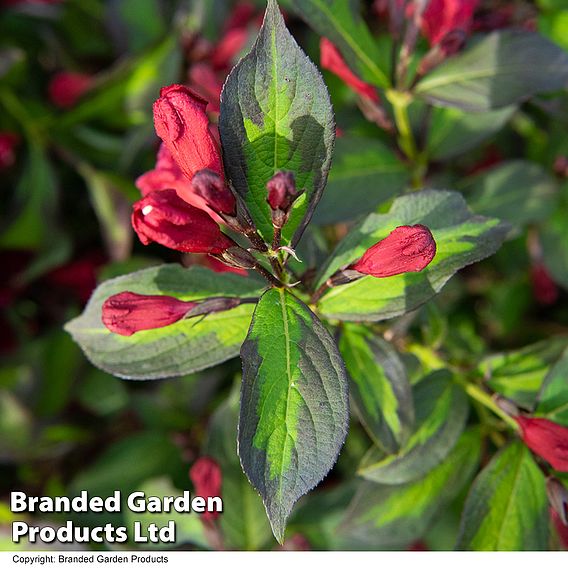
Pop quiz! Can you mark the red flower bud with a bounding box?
[131,189,233,254]
[0,132,19,169]
[516,416,568,472]
[531,264,559,306]
[421,0,478,46]
[102,292,196,336]
[267,171,299,212]
[189,457,222,520]
[153,84,223,181]
[48,72,92,109]
[352,224,436,278]
[320,38,380,103]
[192,169,236,216]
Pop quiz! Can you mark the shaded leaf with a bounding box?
[456,442,548,550]
[65,265,264,380]
[415,31,568,111]
[358,371,469,484]
[542,205,568,290]
[313,137,410,224]
[342,428,481,548]
[427,106,516,161]
[461,160,558,227]
[479,337,568,410]
[340,325,414,453]
[220,0,335,245]
[239,288,349,542]
[536,347,568,426]
[291,0,390,88]
[205,387,272,550]
[316,190,508,321]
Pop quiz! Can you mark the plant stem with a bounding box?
[254,263,284,288]
[462,382,520,431]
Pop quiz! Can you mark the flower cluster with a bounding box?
[101,83,437,336]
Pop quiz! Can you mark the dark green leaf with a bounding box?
[70,432,184,498]
[220,0,335,245]
[65,265,264,380]
[342,428,481,548]
[316,190,508,321]
[479,337,568,410]
[205,386,272,550]
[460,160,558,227]
[358,371,469,484]
[536,347,568,426]
[340,325,414,453]
[427,106,516,161]
[542,205,568,290]
[313,137,410,224]
[239,288,349,542]
[415,31,568,111]
[456,442,548,550]
[290,0,390,88]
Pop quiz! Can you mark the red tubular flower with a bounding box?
[552,509,568,549]
[0,132,19,169]
[421,0,479,46]
[131,189,234,254]
[191,169,236,216]
[102,292,197,336]
[48,72,92,109]
[352,224,436,278]
[320,38,380,103]
[516,416,568,472]
[153,84,223,181]
[189,457,222,521]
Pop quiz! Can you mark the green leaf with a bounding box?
[542,205,568,290]
[415,31,568,111]
[77,163,133,262]
[427,106,516,161]
[123,478,208,549]
[316,190,508,321]
[205,386,272,551]
[340,325,414,453]
[460,160,558,227]
[291,0,390,88]
[479,337,568,410]
[456,442,548,551]
[219,0,335,245]
[358,371,469,484]
[313,137,410,224]
[238,288,349,542]
[65,265,264,380]
[341,428,481,548]
[536,347,568,426]
[70,432,184,498]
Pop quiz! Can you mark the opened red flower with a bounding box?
[153,84,223,182]
[189,457,222,520]
[516,416,568,472]
[48,71,92,109]
[102,292,196,336]
[320,38,379,103]
[131,189,234,254]
[422,0,479,46]
[352,224,436,278]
